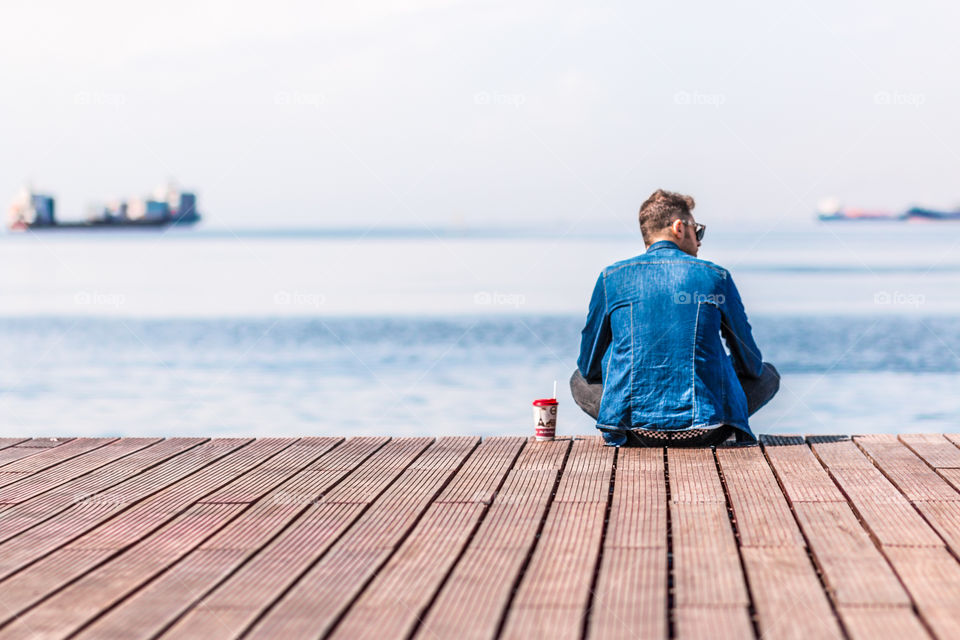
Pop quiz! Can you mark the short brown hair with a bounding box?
[638,189,695,244]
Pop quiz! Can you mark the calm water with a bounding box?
[2,223,959,438]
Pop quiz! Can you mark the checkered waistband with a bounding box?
[630,427,717,440]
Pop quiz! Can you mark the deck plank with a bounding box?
[675,606,754,640]
[239,436,480,639]
[856,435,960,501]
[0,438,249,580]
[0,438,161,504]
[853,436,960,637]
[158,436,439,639]
[0,437,117,487]
[414,438,570,640]
[74,438,386,640]
[764,441,913,608]
[196,436,343,503]
[811,439,944,547]
[589,546,667,640]
[328,436,525,640]
[0,438,205,534]
[601,446,666,548]
[716,446,805,547]
[899,434,960,469]
[815,437,960,637]
[0,438,297,631]
[667,447,751,635]
[838,606,933,640]
[741,546,843,639]
[792,502,911,606]
[718,445,842,638]
[0,438,76,468]
[884,546,960,639]
[15,438,76,448]
[668,447,725,503]
[0,502,248,640]
[763,441,847,503]
[588,447,666,640]
[501,437,614,639]
[855,436,960,566]
[17,437,347,640]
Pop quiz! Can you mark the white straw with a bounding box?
[552,380,557,399]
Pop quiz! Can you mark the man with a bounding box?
[570,189,780,447]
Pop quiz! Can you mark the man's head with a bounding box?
[638,189,701,256]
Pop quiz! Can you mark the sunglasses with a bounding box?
[680,219,706,241]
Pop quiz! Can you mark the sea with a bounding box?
[2,222,959,439]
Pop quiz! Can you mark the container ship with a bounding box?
[7,182,201,231]
[817,198,960,222]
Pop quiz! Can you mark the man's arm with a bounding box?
[577,272,612,384]
[720,271,764,379]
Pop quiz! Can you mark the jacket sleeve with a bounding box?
[720,272,764,379]
[577,272,612,384]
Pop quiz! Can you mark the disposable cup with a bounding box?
[532,398,558,441]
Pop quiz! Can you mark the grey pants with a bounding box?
[569,362,780,446]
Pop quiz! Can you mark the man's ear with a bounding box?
[670,219,684,237]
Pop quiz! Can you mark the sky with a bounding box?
[2,0,959,230]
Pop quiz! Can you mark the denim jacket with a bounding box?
[577,240,764,446]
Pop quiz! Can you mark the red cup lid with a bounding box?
[533,398,558,406]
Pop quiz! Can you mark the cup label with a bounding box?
[534,404,557,439]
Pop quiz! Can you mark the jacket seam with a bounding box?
[692,301,700,426]
[629,302,634,424]
[605,259,727,278]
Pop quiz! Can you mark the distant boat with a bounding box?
[816,209,904,222]
[816,197,960,222]
[903,207,960,221]
[7,182,201,231]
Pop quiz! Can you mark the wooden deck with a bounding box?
[1,434,960,639]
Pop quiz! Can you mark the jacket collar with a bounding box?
[645,240,681,253]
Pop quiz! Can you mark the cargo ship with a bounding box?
[817,198,960,222]
[901,206,960,221]
[7,182,201,231]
